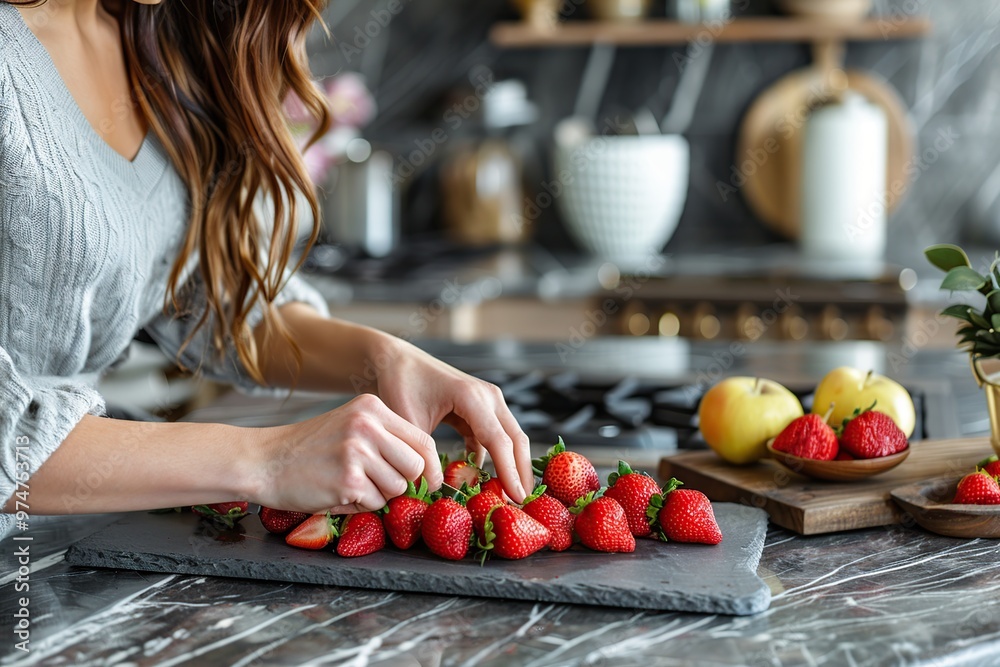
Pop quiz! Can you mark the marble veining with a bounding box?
[3,517,1000,666]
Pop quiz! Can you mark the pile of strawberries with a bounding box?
[188,439,723,562]
[771,403,908,461]
[952,455,1000,505]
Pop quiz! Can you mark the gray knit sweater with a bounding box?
[0,4,329,535]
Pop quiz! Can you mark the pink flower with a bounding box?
[323,73,376,129]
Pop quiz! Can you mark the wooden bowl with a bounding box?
[765,439,910,482]
[891,477,1000,538]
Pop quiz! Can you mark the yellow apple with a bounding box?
[698,377,804,465]
[812,367,915,437]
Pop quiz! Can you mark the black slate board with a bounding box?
[65,503,771,615]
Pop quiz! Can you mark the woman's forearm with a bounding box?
[255,302,399,393]
[2,415,263,515]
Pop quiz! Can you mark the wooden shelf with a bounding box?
[489,17,931,48]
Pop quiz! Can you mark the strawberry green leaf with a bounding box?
[978,455,999,468]
[568,490,596,515]
[522,484,548,505]
[646,492,663,526]
[531,436,567,476]
[660,478,684,495]
[608,460,634,486]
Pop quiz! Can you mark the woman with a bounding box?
[0,0,534,534]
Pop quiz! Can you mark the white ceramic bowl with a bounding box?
[554,134,689,265]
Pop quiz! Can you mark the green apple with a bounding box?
[812,367,915,437]
[698,377,804,465]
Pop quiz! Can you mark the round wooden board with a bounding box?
[737,66,915,240]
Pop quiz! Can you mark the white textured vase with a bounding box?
[554,134,689,265]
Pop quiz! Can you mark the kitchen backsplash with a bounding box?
[306,0,1000,268]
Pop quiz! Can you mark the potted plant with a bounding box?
[926,243,1000,455]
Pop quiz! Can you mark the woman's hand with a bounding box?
[251,393,440,514]
[373,338,534,504]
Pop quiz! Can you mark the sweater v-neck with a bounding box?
[1,3,168,197]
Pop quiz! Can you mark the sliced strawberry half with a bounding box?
[285,512,337,550]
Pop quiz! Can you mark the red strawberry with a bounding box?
[771,414,838,461]
[532,438,599,506]
[839,409,908,459]
[192,501,249,529]
[336,512,386,557]
[421,497,474,560]
[480,477,510,502]
[521,486,575,551]
[604,460,662,538]
[259,507,310,535]
[465,488,506,541]
[285,512,337,550]
[647,478,722,545]
[443,452,489,491]
[477,505,550,562]
[978,455,1000,478]
[383,478,433,550]
[569,492,635,553]
[834,450,855,461]
[952,471,1000,505]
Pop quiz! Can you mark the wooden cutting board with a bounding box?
[658,437,993,535]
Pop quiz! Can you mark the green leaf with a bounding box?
[992,314,1000,331]
[608,460,634,486]
[940,305,975,323]
[941,266,987,292]
[987,291,1000,315]
[974,341,1000,357]
[970,310,991,329]
[925,244,972,272]
[522,484,547,505]
[531,436,567,476]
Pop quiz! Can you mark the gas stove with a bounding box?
[455,369,928,460]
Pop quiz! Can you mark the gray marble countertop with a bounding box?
[3,339,999,666]
[3,515,999,666]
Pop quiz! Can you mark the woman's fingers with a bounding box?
[454,395,527,503]
[364,454,410,504]
[378,405,443,489]
[494,406,534,494]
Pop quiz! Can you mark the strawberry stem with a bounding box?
[821,403,836,423]
[522,484,547,505]
[608,460,634,487]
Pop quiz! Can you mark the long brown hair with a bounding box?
[8,0,331,385]
[124,0,330,385]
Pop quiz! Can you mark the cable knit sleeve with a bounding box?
[0,352,106,535]
[0,71,107,536]
[142,268,330,395]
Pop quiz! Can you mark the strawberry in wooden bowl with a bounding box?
[890,464,1000,538]
[766,404,910,481]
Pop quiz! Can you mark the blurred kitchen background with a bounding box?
[103,0,1000,452]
